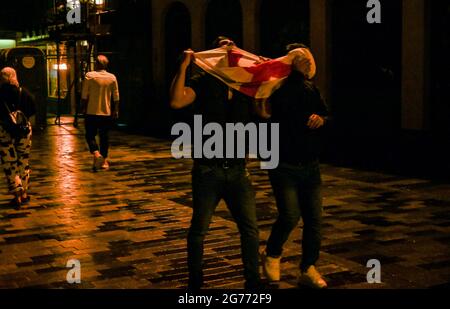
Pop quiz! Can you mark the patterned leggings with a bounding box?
[0,125,32,194]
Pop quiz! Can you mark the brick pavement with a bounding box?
[0,118,449,289]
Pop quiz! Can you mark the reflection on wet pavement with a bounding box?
[0,118,449,289]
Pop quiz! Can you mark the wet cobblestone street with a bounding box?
[0,119,449,289]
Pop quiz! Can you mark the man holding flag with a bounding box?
[170,37,262,290]
[170,37,321,290]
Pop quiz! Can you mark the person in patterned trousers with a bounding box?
[0,67,35,209]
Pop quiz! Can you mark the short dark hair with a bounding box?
[286,43,309,52]
[211,36,232,49]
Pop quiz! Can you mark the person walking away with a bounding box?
[81,55,120,171]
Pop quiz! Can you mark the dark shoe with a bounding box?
[95,155,105,170]
[21,195,31,205]
[9,198,21,210]
[92,154,104,172]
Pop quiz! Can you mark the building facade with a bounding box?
[1,0,448,174]
[150,0,448,174]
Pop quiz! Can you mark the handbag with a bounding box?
[2,88,31,138]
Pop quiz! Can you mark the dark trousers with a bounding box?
[187,162,260,290]
[85,115,112,158]
[267,161,323,272]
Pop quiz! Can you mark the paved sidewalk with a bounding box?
[0,119,449,289]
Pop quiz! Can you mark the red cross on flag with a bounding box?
[193,46,316,99]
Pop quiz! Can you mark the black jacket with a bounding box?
[270,71,330,164]
[187,71,254,163]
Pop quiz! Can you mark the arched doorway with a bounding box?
[165,2,192,87]
[260,0,310,58]
[430,1,450,173]
[330,0,402,168]
[205,0,243,48]
[431,1,450,135]
[331,0,402,136]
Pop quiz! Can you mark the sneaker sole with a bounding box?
[298,278,328,289]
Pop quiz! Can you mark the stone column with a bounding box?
[151,0,167,94]
[189,0,206,51]
[310,0,331,104]
[240,0,260,53]
[401,0,429,130]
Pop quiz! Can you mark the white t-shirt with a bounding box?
[82,70,120,116]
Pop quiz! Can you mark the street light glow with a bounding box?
[53,63,68,70]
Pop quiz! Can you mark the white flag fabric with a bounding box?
[193,46,316,99]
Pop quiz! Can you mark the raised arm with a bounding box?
[169,50,197,109]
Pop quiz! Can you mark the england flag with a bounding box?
[193,46,316,99]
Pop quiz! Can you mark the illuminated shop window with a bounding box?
[0,40,16,49]
[66,0,80,10]
[66,0,104,9]
[47,43,69,99]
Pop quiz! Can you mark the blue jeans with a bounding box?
[187,161,260,289]
[267,161,323,272]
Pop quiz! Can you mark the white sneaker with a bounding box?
[101,160,110,170]
[261,250,281,282]
[298,266,328,289]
